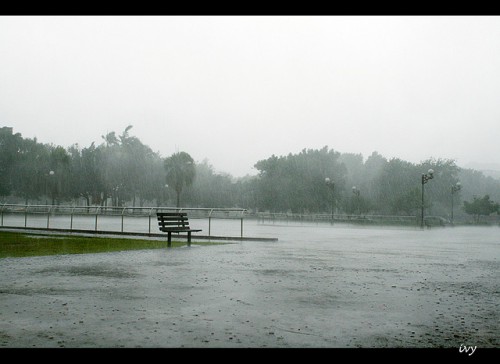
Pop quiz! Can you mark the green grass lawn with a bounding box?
[0,231,227,258]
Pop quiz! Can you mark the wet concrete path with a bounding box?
[0,224,498,348]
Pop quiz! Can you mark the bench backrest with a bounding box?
[157,212,190,230]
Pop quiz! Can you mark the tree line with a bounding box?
[1,126,499,222]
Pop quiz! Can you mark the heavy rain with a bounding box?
[0,15,499,354]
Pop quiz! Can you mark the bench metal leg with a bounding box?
[167,232,172,248]
[187,232,191,246]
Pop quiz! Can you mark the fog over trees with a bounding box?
[1,126,499,222]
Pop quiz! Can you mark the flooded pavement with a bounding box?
[0,223,498,348]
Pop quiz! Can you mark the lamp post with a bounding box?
[112,184,121,207]
[421,169,434,229]
[352,186,360,215]
[49,170,55,205]
[451,182,462,225]
[325,177,335,223]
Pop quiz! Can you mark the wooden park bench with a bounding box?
[157,212,202,247]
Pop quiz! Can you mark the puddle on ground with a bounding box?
[37,264,140,279]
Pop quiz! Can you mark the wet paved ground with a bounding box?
[0,223,498,348]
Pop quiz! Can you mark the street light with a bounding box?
[112,184,122,207]
[451,182,462,225]
[352,186,360,215]
[325,177,335,223]
[49,170,55,205]
[421,168,434,229]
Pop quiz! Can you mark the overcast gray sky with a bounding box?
[1,16,499,177]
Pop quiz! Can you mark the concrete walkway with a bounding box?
[0,224,498,349]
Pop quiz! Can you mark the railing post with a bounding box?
[24,204,29,228]
[209,209,213,237]
[70,206,75,231]
[95,206,101,231]
[121,207,126,233]
[0,203,5,227]
[148,208,154,235]
[47,205,51,229]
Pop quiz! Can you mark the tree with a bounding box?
[463,195,499,223]
[164,151,196,207]
[339,152,364,193]
[0,127,23,197]
[14,137,51,204]
[392,187,424,216]
[344,192,373,215]
[361,151,387,204]
[68,143,106,206]
[417,158,461,216]
[47,146,71,204]
[97,125,165,207]
[375,158,420,215]
[182,160,236,208]
[253,147,347,213]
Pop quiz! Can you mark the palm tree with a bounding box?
[164,152,196,207]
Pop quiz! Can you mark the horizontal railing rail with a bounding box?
[249,211,419,225]
[0,204,248,237]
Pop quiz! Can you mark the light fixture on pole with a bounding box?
[352,186,360,215]
[49,170,55,205]
[451,182,462,225]
[421,169,434,229]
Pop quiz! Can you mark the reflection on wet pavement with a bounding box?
[0,224,498,348]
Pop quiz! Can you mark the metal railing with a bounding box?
[0,204,248,237]
[250,211,419,226]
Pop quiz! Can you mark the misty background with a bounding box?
[1,124,499,225]
[1,16,500,223]
[1,16,499,178]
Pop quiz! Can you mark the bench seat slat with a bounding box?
[158,221,190,226]
[157,212,186,214]
[158,216,187,218]
[157,215,188,218]
[157,213,187,217]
